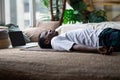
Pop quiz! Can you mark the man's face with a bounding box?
[40,30,58,44]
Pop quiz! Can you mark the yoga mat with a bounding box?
[20,46,59,52]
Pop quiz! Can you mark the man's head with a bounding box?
[38,30,58,48]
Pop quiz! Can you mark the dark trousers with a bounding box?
[99,28,120,51]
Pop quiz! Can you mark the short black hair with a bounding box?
[38,33,52,48]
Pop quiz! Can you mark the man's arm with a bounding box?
[71,44,113,55]
[71,44,99,53]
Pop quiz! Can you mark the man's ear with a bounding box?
[44,40,50,44]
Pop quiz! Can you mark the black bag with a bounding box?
[5,24,31,43]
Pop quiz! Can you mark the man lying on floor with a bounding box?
[38,22,120,55]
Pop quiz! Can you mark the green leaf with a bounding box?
[43,0,49,8]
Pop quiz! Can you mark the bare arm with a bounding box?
[71,44,113,55]
[71,44,98,53]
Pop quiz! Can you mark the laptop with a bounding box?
[8,31,38,48]
[8,31,26,47]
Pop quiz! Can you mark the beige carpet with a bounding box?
[0,48,120,80]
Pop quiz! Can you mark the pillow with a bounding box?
[56,23,86,34]
[56,21,120,34]
[24,21,60,42]
[36,21,60,28]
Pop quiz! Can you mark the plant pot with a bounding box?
[0,27,10,49]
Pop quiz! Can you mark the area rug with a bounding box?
[1,48,120,80]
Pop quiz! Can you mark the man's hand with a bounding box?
[98,46,113,55]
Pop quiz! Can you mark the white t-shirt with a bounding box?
[51,27,102,51]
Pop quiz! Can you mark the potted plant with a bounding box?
[43,0,108,24]
[63,0,108,24]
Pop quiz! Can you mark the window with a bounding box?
[4,0,50,30]
[0,0,5,24]
[36,0,50,21]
